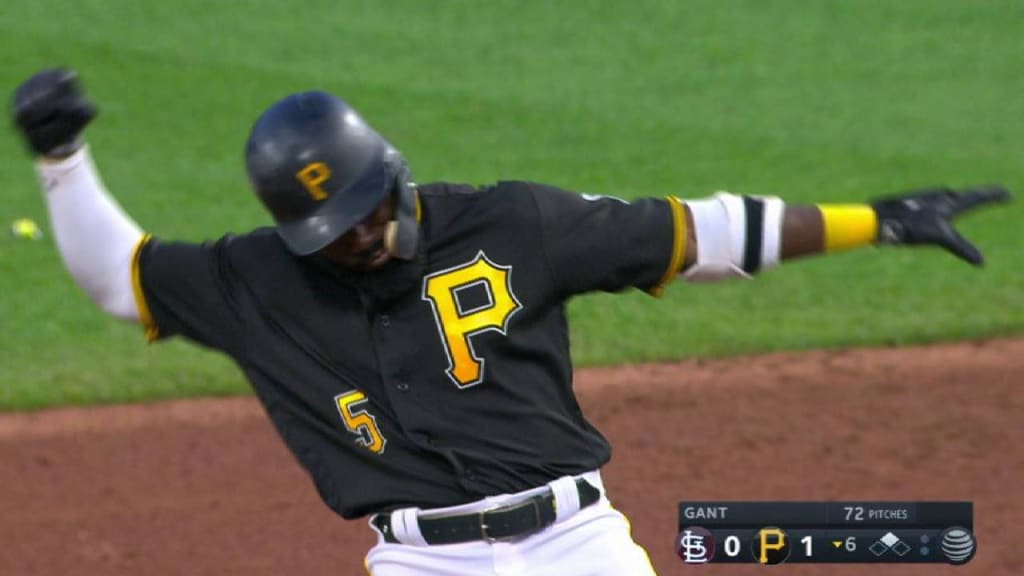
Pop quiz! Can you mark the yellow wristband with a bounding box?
[819,205,878,252]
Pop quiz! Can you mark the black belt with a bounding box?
[373,478,601,545]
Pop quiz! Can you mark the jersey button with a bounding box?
[380,315,391,327]
[396,381,410,392]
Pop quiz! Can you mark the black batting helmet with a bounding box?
[245,91,416,256]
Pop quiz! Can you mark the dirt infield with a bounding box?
[1,338,1020,575]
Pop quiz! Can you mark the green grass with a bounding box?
[1,0,1022,409]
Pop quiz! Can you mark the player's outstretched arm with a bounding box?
[12,68,146,321]
[679,187,1012,280]
[779,187,1012,264]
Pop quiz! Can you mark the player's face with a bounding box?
[320,195,395,270]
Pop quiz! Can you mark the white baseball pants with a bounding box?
[364,471,657,575]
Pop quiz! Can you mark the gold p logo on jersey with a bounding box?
[296,162,332,201]
[422,251,523,388]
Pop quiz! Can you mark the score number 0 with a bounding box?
[723,535,742,557]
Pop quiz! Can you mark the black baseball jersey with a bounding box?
[134,181,684,519]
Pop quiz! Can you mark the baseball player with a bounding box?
[11,69,1010,576]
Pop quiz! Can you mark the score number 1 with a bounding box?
[801,535,813,557]
[798,535,856,558]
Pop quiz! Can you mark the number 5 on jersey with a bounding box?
[335,390,387,454]
[422,251,523,388]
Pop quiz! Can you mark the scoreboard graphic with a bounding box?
[677,502,974,565]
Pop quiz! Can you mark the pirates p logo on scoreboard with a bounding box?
[752,527,791,564]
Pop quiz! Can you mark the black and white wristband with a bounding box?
[682,192,784,282]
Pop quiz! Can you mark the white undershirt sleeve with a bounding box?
[35,146,145,321]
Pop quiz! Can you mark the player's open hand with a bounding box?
[12,68,97,158]
[871,186,1012,266]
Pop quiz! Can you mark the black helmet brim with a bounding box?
[275,159,390,256]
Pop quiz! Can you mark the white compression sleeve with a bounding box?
[35,146,145,321]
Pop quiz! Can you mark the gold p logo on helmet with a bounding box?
[296,162,332,201]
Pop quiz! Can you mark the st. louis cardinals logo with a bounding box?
[421,251,522,388]
[677,526,716,564]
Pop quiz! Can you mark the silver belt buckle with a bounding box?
[479,498,543,542]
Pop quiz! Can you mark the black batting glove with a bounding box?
[871,186,1013,266]
[12,68,97,158]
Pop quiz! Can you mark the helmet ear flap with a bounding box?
[384,151,419,260]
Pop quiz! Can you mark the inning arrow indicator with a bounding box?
[833,541,843,549]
